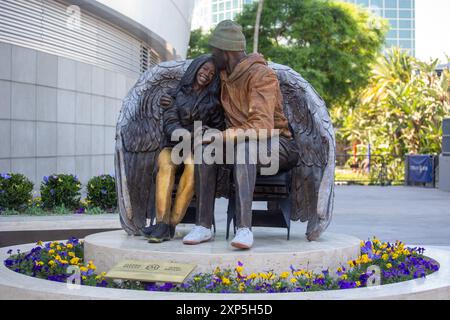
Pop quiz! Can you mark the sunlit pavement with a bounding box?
[1,186,449,247]
[214,186,450,246]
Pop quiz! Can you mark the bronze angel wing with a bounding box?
[115,60,191,236]
[269,62,336,242]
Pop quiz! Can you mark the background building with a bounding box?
[192,0,416,56]
[0,0,195,188]
[192,0,256,32]
[342,0,416,56]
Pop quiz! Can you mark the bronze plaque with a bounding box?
[105,260,197,284]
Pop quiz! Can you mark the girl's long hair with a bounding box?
[169,54,221,119]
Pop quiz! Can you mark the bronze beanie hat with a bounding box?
[209,20,246,51]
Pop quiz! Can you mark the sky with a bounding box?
[410,0,449,63]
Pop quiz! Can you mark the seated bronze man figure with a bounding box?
[142,55,225,243]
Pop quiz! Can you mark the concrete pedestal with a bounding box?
[84,229,361,275]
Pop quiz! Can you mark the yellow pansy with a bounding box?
[290,278,298,284]
[382,254,389,261]
[280,272,290,279]
[386,263,393,269]
[360,254,371,264]
[68,252,76,258]
[48,249,55,255]
[356,281,361,287]
[222,278,231,286]
[66,244,73,249]
[341,274,348,280]
[239,283,245,292]
[48,260,55,267]
[235,266,243,274]
[247,273,257,280]
[70,257,80,265]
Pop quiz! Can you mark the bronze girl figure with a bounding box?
[143,54,224,243]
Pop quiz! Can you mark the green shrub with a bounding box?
[53,204,71,215]
[0,173,34,212]
[86,175,117,211]
[40,174,81,210]
[86,206,106,215]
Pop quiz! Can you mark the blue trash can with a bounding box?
[405,155,437,187]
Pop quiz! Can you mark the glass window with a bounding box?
[226,1,231,10]
[399,0,411,9]
[399,30,411,39]
[399,39,412,49]
[385,0,398,8]
[370,0,383,7]
[384,10,397,18]
[226,12,232,19]
[387,29,398,38]
[213,14,218,23]
[234,0,239,8]
[389,19,398,28]
[219,2,224,11]
[399,10,412,18]
[219,13,225,21]
[385,39,398,47]
[212,3,217,12]
[399,19,412,29]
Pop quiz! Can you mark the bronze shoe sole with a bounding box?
[231,241,252,250]
[148,237,170,244]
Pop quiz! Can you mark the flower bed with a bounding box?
[0,172,118,216]
[3,238,440,294]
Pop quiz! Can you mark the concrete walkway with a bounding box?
[1,186,449,246]
[214,186,450,246]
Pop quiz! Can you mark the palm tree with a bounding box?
[253,0,264,53]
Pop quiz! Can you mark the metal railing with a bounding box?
[335,154,404,185]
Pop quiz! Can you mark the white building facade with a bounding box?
[192,0,256,32]
[0,0,195,188]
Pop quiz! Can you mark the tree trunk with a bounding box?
[253,0,264,53]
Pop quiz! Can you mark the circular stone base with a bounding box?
[84,228,360,275]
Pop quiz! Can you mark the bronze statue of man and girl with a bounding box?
[116,20,336,250]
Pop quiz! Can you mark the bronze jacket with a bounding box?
[163,89,225,148]
[220,53,292,140]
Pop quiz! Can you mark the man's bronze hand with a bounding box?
[160,94,173,107]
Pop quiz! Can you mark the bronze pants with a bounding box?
[195,137,299,229]
[155,148,194,226]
